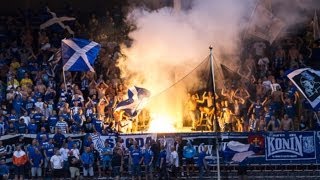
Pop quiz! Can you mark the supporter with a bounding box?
[158,145,168,180]
[142,142,154,180]
[68,151,80,180]
[27,118,38,134]
[44,138,55,172]
[197,146,208,180]
[0,118,5,136]
[17,118,28,134]
[59,143,70,174]
[280,114,294,131]
[6,122,16,135]
[101,140,113,176]
[29,148,43,179]
[299,115,310,131]
[0,141,7,160]
[50,149,64,180]
[55,117,69,134]
[111,144,123,180]
[13,144,28,180]
[0,158,9,180]
[130,143,143,180]
[267,115,280,131]
[53,129,66,148]
[90,144,102,177]
[81,146,94,178]
[169,146,179,179]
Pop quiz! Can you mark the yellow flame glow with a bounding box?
[148,114,176,133]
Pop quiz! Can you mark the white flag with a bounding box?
[247,3,285,43]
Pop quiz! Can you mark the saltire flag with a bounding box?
[222,141,255,162]
[40,7,76,35]
[115,86,151,117]
[62,38,101,72]
[314,10,320,41]
[287,68,320,109]
[247,2,285,44]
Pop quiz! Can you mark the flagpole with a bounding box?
[209,45,220,180]
[62,68,68,92]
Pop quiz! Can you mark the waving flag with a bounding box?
[40,7,76,35]
[115,86,151,117]
[287,68,320,109]
[62,38,101,72]
[247,3,285,43]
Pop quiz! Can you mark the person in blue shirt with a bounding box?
[33,108,44,124]
[30,148,43,179]
[143,143,154,180]
[66,137,75,150]
[92,117,103,133]
[48,111,58,134]
[13,94,23,117]
[131,144,143,180]
[25,96,35,114]
[53,129,66,148]
[17,118,28,134]
[44,138,55,171]
[158,145,167,180]
[81,147,94,177]
[36,127,49,143]
[197,146,208,180]
[102,141,113,176]
[0,158,9,180]
[27,139,39,158]
[27,118,38,134]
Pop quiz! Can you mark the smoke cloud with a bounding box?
[118,0,318,131]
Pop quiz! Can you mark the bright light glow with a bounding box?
[148,114,176,133]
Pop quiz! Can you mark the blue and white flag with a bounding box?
[287,68,320,109]
[40,7,76,35]
[115,86,151,117]
[222,141,254,162]
[62,38,101,72]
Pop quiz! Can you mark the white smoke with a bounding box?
[118,0,318,131]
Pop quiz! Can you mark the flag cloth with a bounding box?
[287,68,320,110]
[222,141,254,162]
[247,3,285,43]
[314,10,320,41]
[62,38,101,72]
[40,7,76,34]
[115,86,151,117]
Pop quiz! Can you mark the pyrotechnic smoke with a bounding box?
[118,0,319,131]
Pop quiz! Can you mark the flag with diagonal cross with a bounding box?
[62,38,101,72]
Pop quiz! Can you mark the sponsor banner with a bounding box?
[265,131,316,161]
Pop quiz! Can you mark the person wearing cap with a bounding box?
[0,158,9,180]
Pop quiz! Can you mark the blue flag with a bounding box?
[62,38,101,72]
[115,86,151,117]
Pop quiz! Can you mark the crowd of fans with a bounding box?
[0,0,320,179]
[185,21,320,133]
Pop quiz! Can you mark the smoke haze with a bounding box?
[118,0,319,131]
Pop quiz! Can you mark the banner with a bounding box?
[265,131,316,161]
[287,68,320,109]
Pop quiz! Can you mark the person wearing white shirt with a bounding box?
[70,144,80,159]
[20,111,31,126]
[169,146,179,178]
[59,143,70,163]
[50,150,64,179]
